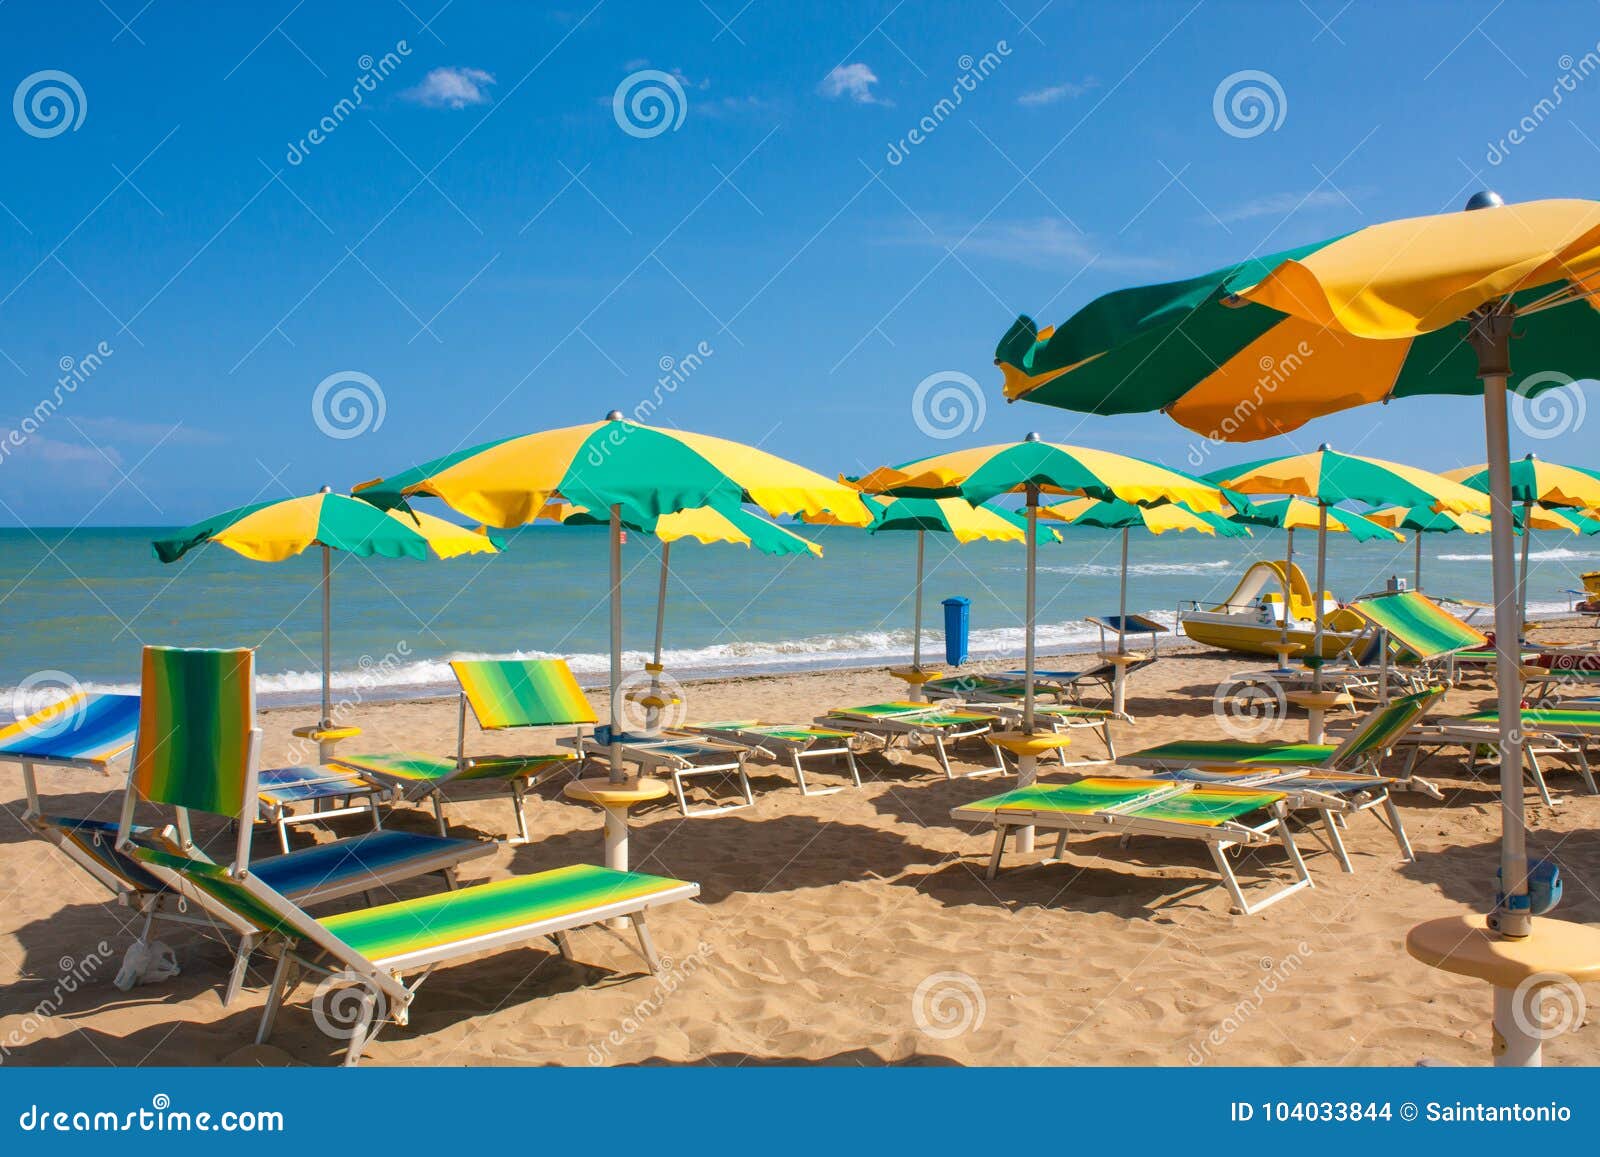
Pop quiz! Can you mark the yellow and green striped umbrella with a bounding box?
[1366,504,1491,592]
[993,193,1600,952]
[152,489,499,732]
[362,413,867,778]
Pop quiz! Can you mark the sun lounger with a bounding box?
[333,658,591,843]
[1402,707,1600,805]
[129,844,698,1065]
[950,778,1313,915]
[1149,765,1440,869]
[923,678,1126,763]
[815,701,1005,779]
[112,645,493,1003]
[255,765,392,854]
[1122,688,1441,780]
[1521,650,1600,703]
[561,726,756,817]
[992,654,1153,702]
[680,721,862,796]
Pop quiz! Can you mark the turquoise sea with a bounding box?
[2,523,1594,715]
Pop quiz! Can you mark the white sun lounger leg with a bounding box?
[342,986,381,1068]
[222,932,258,1008]
[1570,741,1597,794]
[1319,809,1354,873]
[843,745,863,788]
[790,750,815,796]
[631,910,662,973]
[1379,794,1416,861]
[1209,811,1313,916]
[1524,743,1555,807]
[934,734,957,780]
[985,824,1010,880]
[508,779,531,846]
[256,950,295,1045]
[429,790,448,837]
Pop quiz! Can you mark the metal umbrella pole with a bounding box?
[910,529,926,700]
[646,541,671,732]
[1313,501,1329,692]
[320,543,333,732]
[1517,498,1533,635]
[608,504,625,782]
[1414,534,1424,592]
[1013,482,1042,854]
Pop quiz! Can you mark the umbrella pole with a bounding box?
[1414,534,1423,592]
[1313,503,1329,691]
[608,504,624,783]
[647,542,669,732]
[1518,499,1532,636]
[1111,526,1130,716]
[320,544,332,731]
[911,530,926,699]
[1015,485,1041,855]
[1473,315,1531,948]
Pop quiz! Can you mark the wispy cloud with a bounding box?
[69,417,222,445]
[1018,78,1099,106]
[884,217,1170,272]
[402,67,497,109]
[1212,189,1351,223]
[819,63,885,105]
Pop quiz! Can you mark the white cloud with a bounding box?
[402,67,496,109]
[819,63,884,105]
[887,217,1170,273]
[1212,189,1351,223]
[1018,78,1098,106]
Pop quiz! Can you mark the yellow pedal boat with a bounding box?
[1178,561,1366,659]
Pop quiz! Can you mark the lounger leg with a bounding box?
[1321,810,1354,874]
[1525,744,1555,807]
[256,951,293,1045]
[342,988,379,1067]
[1574,745,1597,795]
[1277,809,1314,891]
[734,764,755,807]
[844,746,862,789]
[1102,725,1117,762]
[1052,830,1069,861]
[986,825,1009,880]
[1208,843,1254,916]
[509,780,531,846]
[1382,795,1416,862]
[551,930,575,960]
[672,769,692,817]
[791,750,811,795]
[430,791,448,836]
[277,815,291,856]
[223,932,258,1008]
[631,911,662,973]
[935,736,956,780]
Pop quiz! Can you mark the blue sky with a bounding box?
[2,0,1599,527]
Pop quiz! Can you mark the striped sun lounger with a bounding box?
[255,765,392,854]
[113,646,493,1004]
[682,721,862,796]
[924,676,1126,764]
[951,778,1312,915]
[562,727,756,817]
[1404,708,1600,804]
[0,690,140,774]
[815,701,1005,779]
[130,846,700,1066]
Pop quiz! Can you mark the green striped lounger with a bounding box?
[683,721,862,796]
[816,702,1005,779]
[950,777,1312,915]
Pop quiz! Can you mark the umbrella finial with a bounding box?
[1465,190,1504,211]
[1318,442,1332,451]
[319,484,332,494]
[605,409,624,421]
[1024,431,1041,443]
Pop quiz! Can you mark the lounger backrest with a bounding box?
[1328,688,1439,768]
[452,658,598,729]
[35,817,172,894]
[1350,591,1487,662]
[0,692,140,766]
[130,647,257,818]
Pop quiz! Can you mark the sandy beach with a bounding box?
[4,628,1598,1068]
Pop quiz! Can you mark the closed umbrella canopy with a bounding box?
[152,489,500,735]
[993,195,1600,1017]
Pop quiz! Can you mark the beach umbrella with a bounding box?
[539,501,821,727]
[1041,497,1248,712]
[1211,448,1483,690]
[993,194,1600,1054]
[850,435,1223,848]
[358,413,872,780]
[1365,505,1491,591]
[1445,455,1600,632]
[152,488,500,755]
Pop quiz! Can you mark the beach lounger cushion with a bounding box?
[1125,739,1336,769]
[35,816,173,892]
[335,750,575,785]
[246,830,492,900]
[0,692,140,766]
[963,778,1283,825]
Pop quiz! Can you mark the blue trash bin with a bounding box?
[942,597,970,666]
